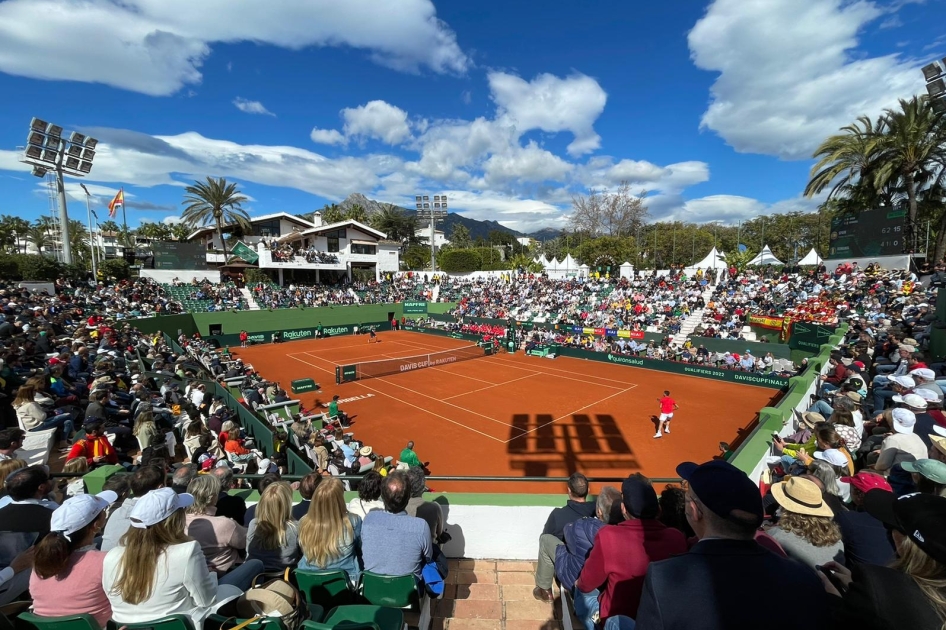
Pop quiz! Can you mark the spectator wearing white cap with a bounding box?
[30,491,117,625]
[893,393,938,450]
[102,488,243,627]
[870,409,928,473]
[872,374,915,414]
[909,367,942,400]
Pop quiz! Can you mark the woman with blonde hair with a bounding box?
[103,488,243,626]
[247,481,300,570]
[133,410,162,451]
[184,475,261,591]
[821,492,946,629]
[298,477,363,583]
[0,458,27,505]
[766,476,844,571]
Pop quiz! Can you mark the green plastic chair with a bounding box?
[360,572,429,630]
[18,613,102,630]
[106,615,195,630]
[323,606,402,630]
[294,570,356,610]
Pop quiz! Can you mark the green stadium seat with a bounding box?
[108,615,195,630]
[18,613,103,630]
[295,570,357,610]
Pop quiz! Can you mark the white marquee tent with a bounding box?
[689,247,726,270]
[747,245,784,267]
[798,248,822,266]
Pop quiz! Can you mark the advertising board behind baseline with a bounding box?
[208,321,390,347]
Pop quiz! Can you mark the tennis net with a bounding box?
[335,344,491,383]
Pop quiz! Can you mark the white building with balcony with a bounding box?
[259,220,400,284]
[414,228,450,248]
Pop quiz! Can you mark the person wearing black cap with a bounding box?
[819,491,946,629]
[636,460,826,630]
[575,474,687,627]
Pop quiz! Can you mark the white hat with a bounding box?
[50,490,117,539]
[892,393,929,409]
[129,488,194,528]
[889,375,916,389]
[814,449,848,468]
[914,388,941,403]
[910,368,936,381]
[258,458,274,473]
[891,408,917,434]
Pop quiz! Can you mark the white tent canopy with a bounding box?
[748,245,783,267]
[798,248,822,266]
[560,254,578,270]
[690,247,726,270]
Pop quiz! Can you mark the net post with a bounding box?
[335,366,341,384]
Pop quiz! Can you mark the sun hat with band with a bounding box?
[129,487,194,528]
[771,476,834,517]
[891,408,917,434]
[864,491,946,565]
[50,491,117,541]
[676,460,764,528]
[800,411,825,429]
[359,446,373,457]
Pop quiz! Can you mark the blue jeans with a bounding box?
[875,364,897,375]
[575,588,637,630]
[807,400,834,417]
[873,388,897,412]
[31,413,74,439]
[219,559,264,591]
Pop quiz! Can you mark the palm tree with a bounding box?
[804,115,883,201]
[871,96,946,252]
[181,177,250,264]
[320,203,344,224]
[26,225,50,255]
[98,220,120,234]
[344,204,368,224]
[136,222,172,241]
[169,222,191,241]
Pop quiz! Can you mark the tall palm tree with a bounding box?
[181,177,250,264]
[26,225,49,255]
[320,203,344,224]
[871,96,946,252]
[98,220,121,234]
[169,222,191,241]
[370,204,414,241]
[344,204,368,224]
[804,115,882,201]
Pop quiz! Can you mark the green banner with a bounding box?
[231,241,259,264]
[789,321,837,352]
[403,300,428,314]
[209,321,390,347]
[554,346,789,389]
[336,364,357,384]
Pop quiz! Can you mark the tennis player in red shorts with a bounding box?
[654,390,679,438]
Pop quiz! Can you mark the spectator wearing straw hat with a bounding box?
[820,492,946,629]
[766,476,844,571]
[835,472,895,567]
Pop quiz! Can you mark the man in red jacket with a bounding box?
[66,420,118,468]
[575,474,687,628]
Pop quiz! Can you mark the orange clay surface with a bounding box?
[235,331,781,493]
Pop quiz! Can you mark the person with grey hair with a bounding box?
[211,465,247,525]
[405,467,444,544]
[184,475,260,591]
[554,486,622,594]
[171,463,199,494]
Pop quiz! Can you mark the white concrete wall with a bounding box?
[140,269,221,284]
[439,504,549,560]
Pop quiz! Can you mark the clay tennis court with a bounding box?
[236,331,781,493]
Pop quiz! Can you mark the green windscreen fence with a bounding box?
[336,344,490,383]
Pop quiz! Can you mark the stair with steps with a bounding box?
[239,288,260,310]
[669,285,716,347]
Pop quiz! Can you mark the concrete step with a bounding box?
[239,288,261,310]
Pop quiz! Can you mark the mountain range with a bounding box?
[335,193,562,241]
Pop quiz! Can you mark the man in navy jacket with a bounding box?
[533,472,596,602]
[554,486,622,591]
[635,460,827,630]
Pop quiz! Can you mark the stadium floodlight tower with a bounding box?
[415,194,448,271]
[20,118,99,265]
[922,59,946,113]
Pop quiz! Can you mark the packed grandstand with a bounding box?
[0,260,945,630]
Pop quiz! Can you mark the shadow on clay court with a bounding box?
[506,413,640,477]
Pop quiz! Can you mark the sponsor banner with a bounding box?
[566,326,645,339]
[336,365,358,383]
[290,378,318,394]
[208,321,387,347]
[403,301,428,314]
[551,347,787,389]
[747,314,785,330]
[788,320,837,352]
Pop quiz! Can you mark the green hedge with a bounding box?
[439,250,482,272]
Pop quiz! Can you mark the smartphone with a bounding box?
[817,565,847,595]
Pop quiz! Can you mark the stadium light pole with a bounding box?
[20,118,99,265]
[79,183,98,280]
[415,194,447,271]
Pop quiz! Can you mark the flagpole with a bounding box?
[120,187,129,260]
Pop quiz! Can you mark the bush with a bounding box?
[16,254,61,281]
[98,258,131,280]
[0,254,21,280]
[243,268,271,286]
[60,263,88,282]
[438,249,482,272]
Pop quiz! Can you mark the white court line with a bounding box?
[507,384,639,442]
[287,353,337,375]
[489,355,639,387]
[371,374,524,431]
[479,357,629,390]
[442,371,540,400]
[285,353,506,443]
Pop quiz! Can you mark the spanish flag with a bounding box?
[108,188,124,218]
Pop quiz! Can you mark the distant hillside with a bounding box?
[338,192,387,216]
[526,227,563,241]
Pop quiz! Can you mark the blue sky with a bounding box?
[0,0,942,233]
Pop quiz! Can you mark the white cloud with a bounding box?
[688,0,925,159]
[0,0,469,96]
[488,71,607,156]
[310,127,347,146]
[233,97,275,116]
[342,100,412,145]
[482,142,573,185]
